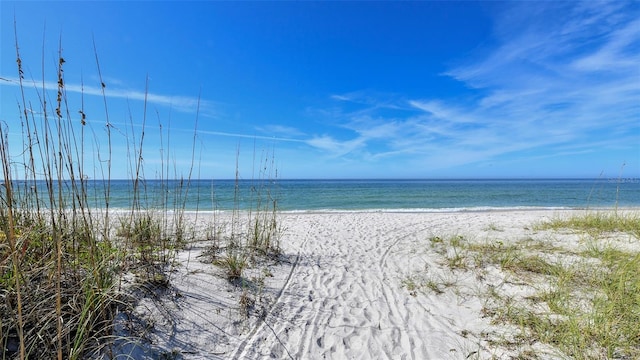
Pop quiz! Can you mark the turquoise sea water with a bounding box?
[12,178,639,212]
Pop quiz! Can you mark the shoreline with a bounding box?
[87,205,640,215]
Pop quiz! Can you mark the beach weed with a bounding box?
[494,214,638,358]
[485,223,503,232]
[429,234,470,270]
[210,148,282,298]
[0,30,207,358]
[401,277,419,296]
[426,211,639,358]
[425,278,446,295]
[215,250,248,281]
[536,211,640,238]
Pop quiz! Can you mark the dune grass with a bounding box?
[418,211,639,359]
[1,33,282,359]
[536,211,640,238]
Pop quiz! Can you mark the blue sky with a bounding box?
[1,1,639,179]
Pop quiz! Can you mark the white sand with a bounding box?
[107,209,639,359]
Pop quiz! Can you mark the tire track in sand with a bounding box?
[230,216,313,360]
[234,213,466,359]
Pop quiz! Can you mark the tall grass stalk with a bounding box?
[0,30,200,358]
[2,27,283,358]
[211,147,282,286]
[0,124,26,360]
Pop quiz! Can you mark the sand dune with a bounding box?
[108,210,638,359]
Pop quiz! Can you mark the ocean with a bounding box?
[11,178,639,212]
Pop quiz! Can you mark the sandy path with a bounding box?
[233,212,487,359]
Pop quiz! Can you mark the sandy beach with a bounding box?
[109,209,639,359]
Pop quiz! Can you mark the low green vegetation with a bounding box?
[536,211,640,238]
[416,212,639,359]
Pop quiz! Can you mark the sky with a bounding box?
[1,1,639,180]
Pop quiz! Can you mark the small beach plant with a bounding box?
[210,146,283,284]
[424,211,639,358]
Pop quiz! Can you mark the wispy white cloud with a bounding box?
[308,2,639,173]
[255,124,306,138]
[197,129,306,144]
[306,135,366,157]
[0,76,216,117]
[571,17,640,72]
[330,90,409,110]
[330,94,352,102]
